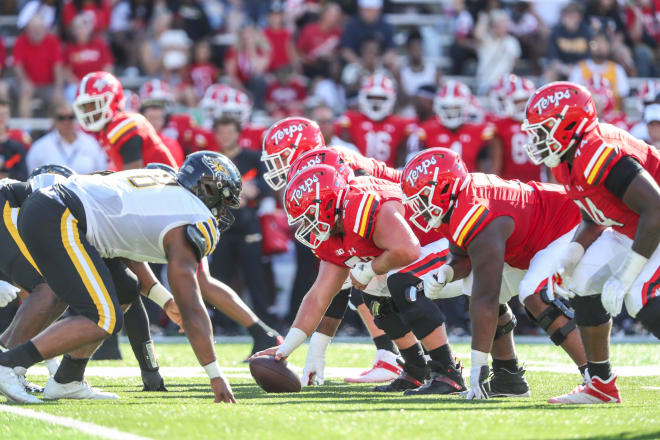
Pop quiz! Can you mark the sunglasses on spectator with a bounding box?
[56,114,76,121]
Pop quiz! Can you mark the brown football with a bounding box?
[249,355,302,393]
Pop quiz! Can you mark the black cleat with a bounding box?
[374,361,428,392]
[141,370,167,391]
[487,366,530,397]
[403,360,466,396]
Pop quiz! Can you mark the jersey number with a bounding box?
[127,174,177,188]
[365,131,392,161]
[575,197,624,227]
[343,256,372,268]
[511,133,530,165]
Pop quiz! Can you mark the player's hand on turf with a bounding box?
[465,365,490,400]
[0,280,19,307]
[301,354,325,386]
[601,275,627,316]
[163,299,183,329]
[210,375,236,403]
[249,346,287,362]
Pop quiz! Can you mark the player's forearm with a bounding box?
[572,218,606,250]
[632,208,660,258]
[469,290,499,353]
[122,259,158,294]
[447,254,472,281]
[292,289,337,335]
[371,246,420,274]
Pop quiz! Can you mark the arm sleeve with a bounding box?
[603,156,643,200]
[119,135,143,164]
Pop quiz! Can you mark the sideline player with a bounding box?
[0,152,240,404]
[522,81,660,404]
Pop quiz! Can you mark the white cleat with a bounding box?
[44,377,120,400]
[0,365,42,403]
[548,372,621,404]
[13,366,44,393]
[344,349,402,383]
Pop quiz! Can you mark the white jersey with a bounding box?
[52,169,219,263]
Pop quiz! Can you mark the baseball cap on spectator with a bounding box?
[644,104,660,124]
[269,1,285,13]
[358,0,383,9]
[159,29,191,49]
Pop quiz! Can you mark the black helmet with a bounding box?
[28,164,76,179]
[145,162,177,176]
[177,152,242,231]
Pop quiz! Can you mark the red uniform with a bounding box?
[239,124,267,151]
[163,113,205,155]
[333,145,402,183]
[552,123,660,239]
[98,112,176,170]
[415,119,495,172]
[600,111,632,132]
[439,174,580,269]
[492,116,542,182]
[7,130,31,150]
[159,134,184,167]
[336,111,417,168]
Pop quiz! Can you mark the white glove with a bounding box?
[602,250,648,317]
[424,265,454,299]
[350,261,376,287]
[465,350,489,400]
[301,332,331,386]
[0,280,19,307]
[275,328,308,359]
[550,242,585,300]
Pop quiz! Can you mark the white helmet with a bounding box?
[358,74,396,121]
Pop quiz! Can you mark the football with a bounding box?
[249,355,302,393]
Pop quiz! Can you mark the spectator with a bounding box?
[62,0,112,34]
[18,0,58,31]
[63,13,114,102]
[340,0,397,71]
[644,104,660,148]
[399,30,439,116]
[13,14,64,117]
[109,0,156,68]
[263,2,297,73]
[26,102,108,174]
[569,33,629,107]
[139,11,173,77]
[412,84,437,123]
[584,0,637,75]
[188,39,220,101]
[448,0,477,75]
[265,65,307,119]
[310,102,356,149]
[296,2,342,79]
[139,99,184,166]
[624,0,659,77]
[545,2,592,81]
[311,57,347,115]
[225,24,271,109]
[208,117,275,326]
[474,9,521,93]
[168,0,212,42]
[0,101,28,181]
[341,38,390,96]
[509,1,547,75]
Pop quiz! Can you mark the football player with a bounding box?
[0,152,240,404]
[335,74,417,168]
[73,71,177,170]
[401,148,588,400]
[523,81,660,404]
[408,79,500,174]
[489,74,543,182]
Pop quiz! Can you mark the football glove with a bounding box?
[602,250,648,316]
[465,350,489,400]
[301,332,331,386]
[550,242,585,300]
[424,265,454,299]
[0,280,19,307]
[350,261,376,287]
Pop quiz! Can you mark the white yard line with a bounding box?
[0,404,152,440]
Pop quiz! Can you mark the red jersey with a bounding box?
[263,28,293,72]
[333,145,402,183]
[12,33,62,86]
[439,174,580,269]
[552,123,660,239]
[415,118,495,172]
[63,38,114,81]
[239,124,267,151]
[265,78,307,117]
[336,111,417,168]
[7,130,31,150]
[188,63,218,99]
[601,111,632,132]
[163,113,201,155]
[98,112,177,170]
[159,134,184,167]
[492,116,542,182]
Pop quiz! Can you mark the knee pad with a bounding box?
[387,272,446,340]
[349,288,365,308]
[104,258,140,305]
[325,288,350,319]
[371,297,410,340]
[571,295,611,327]
[526,300,576,346]
[494,304,516,340]
[637,296,660,340]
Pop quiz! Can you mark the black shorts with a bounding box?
[18,191,123,335]
[0,194,45,291]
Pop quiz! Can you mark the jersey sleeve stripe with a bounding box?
[205,218,218,253]
[107,117,136,139]
[591,150,617,185]
[585,145,615,185]
[456,205,488,247]
[362,199,379,239]
[583,144,607,180]
[451,204,481,243]
[110,124,137,145]
[353,194,369,234]
[196,221,212,256]
[357,194,376,237]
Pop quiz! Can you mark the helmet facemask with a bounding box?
[261,147,293,190]
[288,203,332,249]
[435,97,467,129]
[195,175,240,231]
[403,168,449,232]
[74,92,115,132]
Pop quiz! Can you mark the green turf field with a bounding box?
[1,342,659,440]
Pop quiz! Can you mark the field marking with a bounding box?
[0,404,152,440]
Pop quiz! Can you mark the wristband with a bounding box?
[471,349,489,367]
[351,261,376,285]
[276,328,307,358]
[147,283,174,308]
[203,360,222,379]
[614,250,648,287]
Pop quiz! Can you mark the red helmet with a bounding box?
[287,147,355,183]
[123,89,141,113]
[521,81,597,168]
[491,74,535,121]
[261,117,324,190]
[139,79,174,108]
[200,84,251,125]
[434,80,472,129]
[401,148,469,232]
[73,71,124,132]
[284,164,348,249]
[358,74,396,121]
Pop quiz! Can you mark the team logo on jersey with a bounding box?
[270,123,305,144]
[202,156,228,179]
[335,249,345,256]
[289,175,319,205]
[531,89,572,114]
[404,156,437,186]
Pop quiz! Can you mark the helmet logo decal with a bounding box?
[270,123,305,144]
[405,156,438,186]
[290,175,319,204]
[92,76,112,91]
[532,89,572,114]
[202,155,228,179]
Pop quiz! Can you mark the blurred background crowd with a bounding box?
[0,0,659,339]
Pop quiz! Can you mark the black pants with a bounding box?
[18,191,123,335]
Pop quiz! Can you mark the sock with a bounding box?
[492,358,519,371]
[54,355,89,383]
[373,335,399,355]
[587,360,612,380]
[0,341,43,369]
[578,364,588,376]
[428,344,455,368]
[124,297,158,372]
[247,320,278,340]
[400,342,426,368]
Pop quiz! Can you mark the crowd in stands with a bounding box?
[1,0,659,338]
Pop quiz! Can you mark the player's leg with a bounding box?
[235,229,276,326]
[626,244,660,339]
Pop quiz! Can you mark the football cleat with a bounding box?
[373,359,428,392]
[487,365,531,398]
[403,360,466,396]
[548,372,621,404]
[141,370,167,392]
[0,365,42,403]
[17,374,44,394]
[44,377,120,400]
[345,350,402,383]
